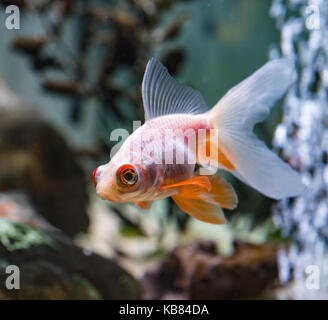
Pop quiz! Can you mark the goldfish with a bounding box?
[92,57,305,224]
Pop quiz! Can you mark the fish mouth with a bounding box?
[96,188,107,200]
[91,167,98,187]
[96,183,124,203]
[97,183,143,203]
[96,189,118,202]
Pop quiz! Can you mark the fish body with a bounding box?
[93,58,305,224]
[95,114,209,200]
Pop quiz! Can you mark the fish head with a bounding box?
[92,153,162,203]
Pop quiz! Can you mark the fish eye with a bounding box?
[116,164,138,187]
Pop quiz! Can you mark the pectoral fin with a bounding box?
[162,176,211,192]
[163,175,238,224]
[172,196,226,224]
[135,201,153,210]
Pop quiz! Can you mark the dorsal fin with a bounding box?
[142,58,208,120]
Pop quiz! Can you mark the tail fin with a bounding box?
[207,58,305,199]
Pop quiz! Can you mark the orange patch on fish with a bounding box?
[206,130,235,170]
[197,128,235,170]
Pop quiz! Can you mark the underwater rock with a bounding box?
[11,36,48,55]
[0,191,141,300]
[142,240,278,299]
[162,49,186,75]
[0,106,89,236]
[42,79,87,97]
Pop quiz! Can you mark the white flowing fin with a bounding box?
[230,170,250,186]
[142,58,208,120]
[207,58,305,199]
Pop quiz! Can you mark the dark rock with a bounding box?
[142,240,278,299]
[162,49,186,75]
[0,108,89,236]
[0,191,141,300]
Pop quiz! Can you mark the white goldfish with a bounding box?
[92,58,305,224]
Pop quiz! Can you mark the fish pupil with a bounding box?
[124,172,133,181]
